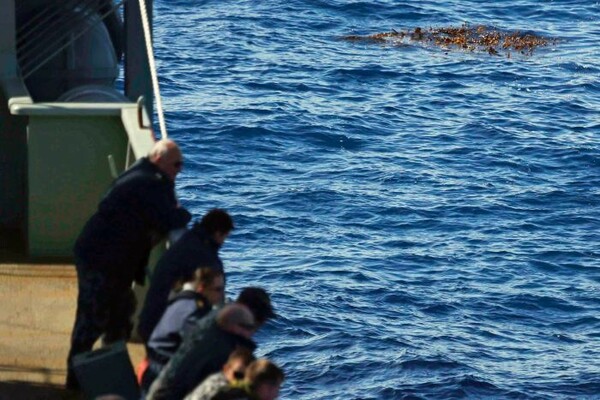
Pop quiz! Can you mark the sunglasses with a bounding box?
[233,370,245,380]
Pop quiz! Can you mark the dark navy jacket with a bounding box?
[148,311,256,400]
[137,224,224,341]
[74,157,191,284]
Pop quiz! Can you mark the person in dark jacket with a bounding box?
[66,139,191,390]
[141,267,225,393]
[137,209,234,342]
[147,288,276,400]
[146,303,258,400]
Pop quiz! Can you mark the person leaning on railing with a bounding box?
[66,139,191,391]
[137,208,235,342]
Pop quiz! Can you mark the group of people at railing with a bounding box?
[66,139,284,400]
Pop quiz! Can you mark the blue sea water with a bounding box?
[149,1,599,398]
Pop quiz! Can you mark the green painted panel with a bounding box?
[0,89,27,233]
[28,115,129,257]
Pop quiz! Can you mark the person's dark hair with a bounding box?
[245,359,284,390]
[236,287,276,326]
[200,208,234,235]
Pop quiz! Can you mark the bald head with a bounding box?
[149,139,183,181]
[217,303,256,339]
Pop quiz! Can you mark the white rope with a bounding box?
[138,0,168,139]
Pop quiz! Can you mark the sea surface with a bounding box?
[149,1,600,398]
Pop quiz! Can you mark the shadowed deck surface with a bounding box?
[0,263,144,400]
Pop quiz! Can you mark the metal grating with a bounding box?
[16,0,126,80]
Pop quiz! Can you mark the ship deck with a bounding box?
[0,259,145,400]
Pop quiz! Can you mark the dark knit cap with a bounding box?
[237,287,276,323]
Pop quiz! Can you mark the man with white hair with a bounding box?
[66,139,191,391]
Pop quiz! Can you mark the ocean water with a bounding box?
[149,1,600,398]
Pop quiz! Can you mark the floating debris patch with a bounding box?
[342,24,557,57]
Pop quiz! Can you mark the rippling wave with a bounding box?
[153,0,599,398]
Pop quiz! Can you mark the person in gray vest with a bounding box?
[147,288,276,400]
[146,303,258,400]
[66,139,191,391]
[141,267,225,393]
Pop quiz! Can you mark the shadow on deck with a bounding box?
[0,261,145,400]
[0,380,80,400]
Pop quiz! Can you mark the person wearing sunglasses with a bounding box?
[66,139,191,391]
[184,348,255,400]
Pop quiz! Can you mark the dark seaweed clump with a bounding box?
[343,23,557,57]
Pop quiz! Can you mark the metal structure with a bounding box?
[0,0,156,259]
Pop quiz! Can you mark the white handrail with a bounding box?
[138,0,168,139]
